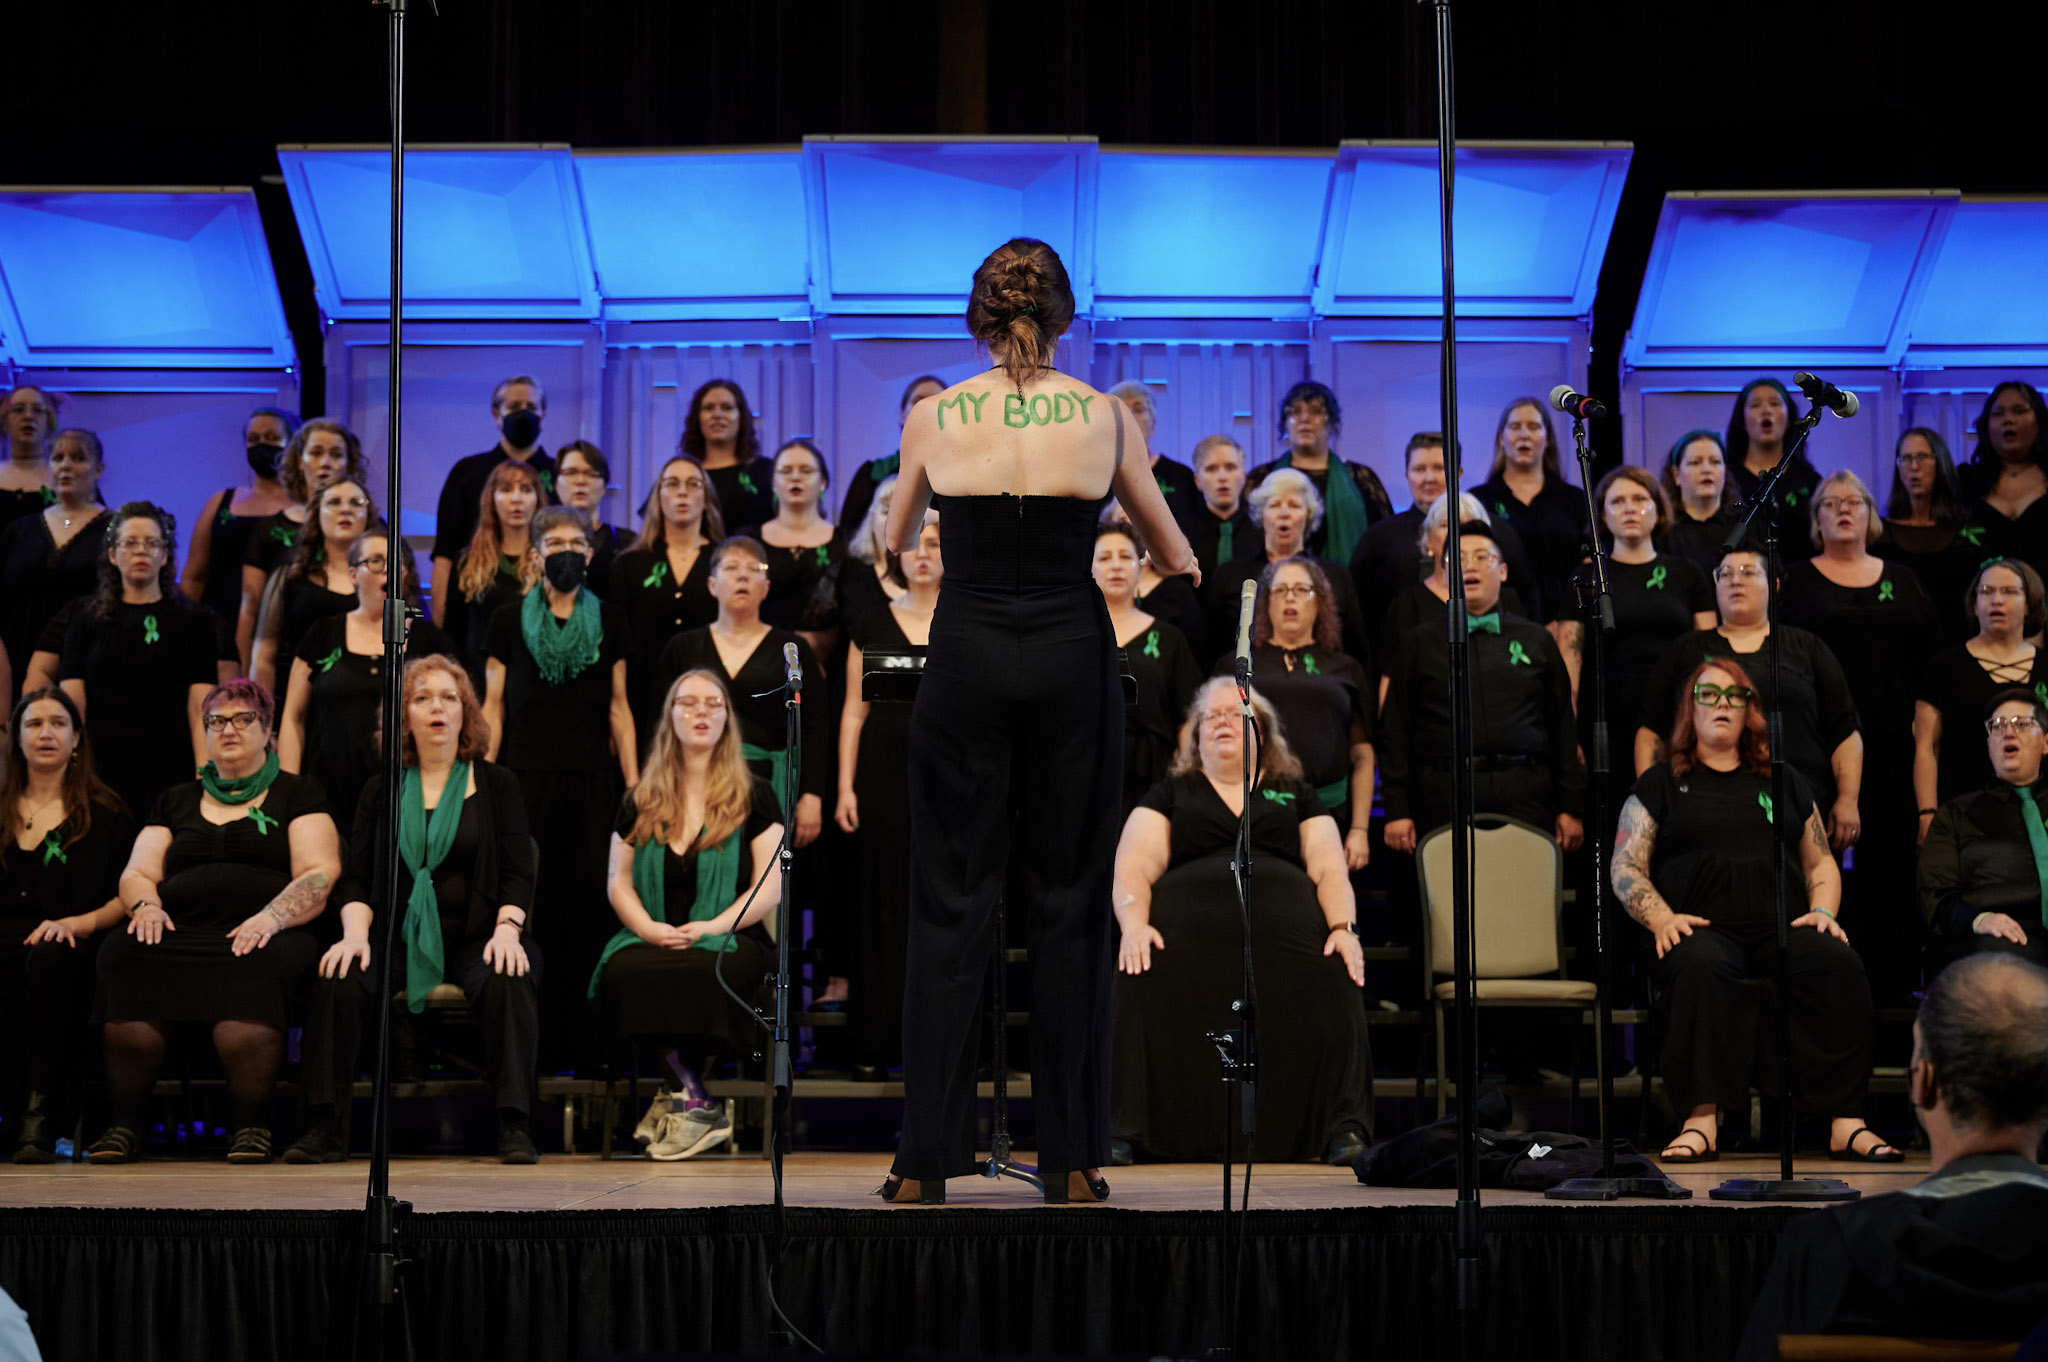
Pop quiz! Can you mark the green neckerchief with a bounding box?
[588,822,743,1003]
[397,762,470,1012]
[201,750,281,806]
[520,585,602,685]
[1289,452,1370,565]
[2013,785,2048,926]
[871,452,901,481]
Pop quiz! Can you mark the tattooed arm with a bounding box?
[1611,795,1674,929]
[229,811,342,955]
[1792,804,1847,941]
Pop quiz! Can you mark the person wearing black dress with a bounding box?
[684,378,776,533]
[614,455,725,734]
[1469,396,1589,664]
[1109,381,1201,530]
[746,438,848,665]
[182,408,298,637]
[835,515,940,1076]
[1205,467,1372,669]
[1613,656,1896,1164]
[837,375,947,539]
[1659,429,1744,577]
[290,655,542,1165]
[553,440,623,597]
[58,504,216,820]
[1915,560,2048,827]
[1636,546,1863,848]
[2,688,134,1163]
[1242,380,1393,566]
[1917,688,2048,977]
[876,237,1198,1205]
[444,460,544,689]
[1093,523,1201,818]
[1956,381,2048,573]
[0,385,58,547]
[235,420,366,668]
[429,376,554,629]
[1726,377,1822,521]
[840,472,902,635]
[594,668,786,1162]
[484,507,636,1074]
[250,475,374,696]
[278,531,456,832]
[89,679,341,1164]
[1112,678,1369,1164]
[1878,427,1988,650]
[1182,433,1256,591]
[1,428,109,695]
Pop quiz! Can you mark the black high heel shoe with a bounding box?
[876,1174,945,1205]
[1043,1170,1110,1204]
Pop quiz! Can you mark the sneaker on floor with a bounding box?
[646,1104,731,1161]
[281,1123,347,1165]
[631,1085,672,1148]
[85,1126,141,1165]
[226,1127,273,1165]
[499,1126,539,1165]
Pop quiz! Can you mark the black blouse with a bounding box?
[483,597,631,773]
[338,762,535,945]
[703,459,778,535]
[613,544,717,728]
[148,773,329,931]
[743,529,847,634]
[1916,644,2048,805]
[292,613,459,826]
[1777,559,1940,755]
[1582,555,1717,745]
[1226,643,1371,796]
[0,508,111,679]
[652,627,828,798]
[1632,761,1817,930]
[1138,771,1330,872]
[1875,520,1997,648]
[0,803,133,935]
[1663,507,1744,578]
[1470,472,1590,625]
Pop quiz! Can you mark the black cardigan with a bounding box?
[337,760,536,943]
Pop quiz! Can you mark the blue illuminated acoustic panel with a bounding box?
[574,148,810,320]
[1624,191,1958,369]
[0,187,295,369]
[1313,141,1631,318]
[277,145,599,320]
[1093,148,1333,319]
[802,138,1097,315]
[1907,199,2048,364]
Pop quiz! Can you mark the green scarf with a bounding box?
[741,740,789,821]
[397,762,469,1012]
[1291,453,1370,565]
[588,822,743,1003]
[2013,785,2048,926]
[201,750,281,805]
[871,452,901,481]
[520,586,603,685]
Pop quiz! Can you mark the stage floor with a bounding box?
[0,1149,1930,1213]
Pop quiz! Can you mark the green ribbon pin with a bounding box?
[539,470,555,494]
[1878,581,1895,603]
[1302,653,1321,675]
[270,524,295,545]
[2035,682,2048,709]
[314,647,343,674]
[247,807,278,836]
[1143,629,1160,659]
[217,502,233,527]
[814,545,831,567]
[1758,791,1774,823]
[1959,526,1986,546]
[142,614,160,645]
[1784,490,1800,507]
[1646,566,1668,590]
[1157,478,1178,496]
[1261,789,1296,805]
[1507,641,1532,666]
[642,560,669,589]
[41,831,66,866]
[40,486,56,506]
[737,471,758,496]
[1494,500,1509,517]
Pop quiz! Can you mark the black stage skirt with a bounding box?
[599,931,771,1054]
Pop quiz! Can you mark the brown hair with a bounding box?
[287,477,376,584]
[279,419,367,504]
[680,379,760,462]
[457,460,546,601]
[966,238,1074,392]
[1253,556,1343,652]
[398,656,491,767]
[1594,465,1672,539]
[629,455,728,553]
[0,687,124,855]
[1485,397,1565,483]
[1968,558,2046,637]
[629,669,755,852]
[1667,658,1770,779]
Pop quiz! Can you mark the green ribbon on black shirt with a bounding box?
[397,762,469,1011]
[588,822,743,1003]
[2012,785,2048,926]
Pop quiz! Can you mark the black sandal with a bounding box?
[876,1175,945,1205]
[1659,1129,1718,1163]
[86,1126,142,1165]
[1830,1127,1904,1163]
[226,1127,273,1165]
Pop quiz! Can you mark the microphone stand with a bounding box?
[761,652,802,1344]
[1709,400,1858,1205]
[1546,414,1689,1202]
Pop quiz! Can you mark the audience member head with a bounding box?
[347,530,421,613]
[1595,466,1670,549]
[1888,427,1965,525]
[708,535,769,622]
[1109,382,1158,444]
[1,687,121,850]
[1247,467,1323,556]
[533,506,595,597]
[490,375,547,454]
[290,477,375,583]
[771,438,829,519]
[200,679,276,774]
[94,501,179,617]
[1968,559,2043,641]
[1278,380,1340,458]
[1725,378,1803,467]
[243,407,299,482]
[1663,429,1736,517]
[1445,521,1509,615]
[1984,687,2048,788]
[399,655,489,769]
[279,420,365,505]
[1971,381,2048,474]
[1192,435,1246,516]
[1808,469,1882,552]
[1418,491,1490,563]
[850,474,897,566]
[458,461,544,601]
[4,385,58,460]
[899,374,945,427]
[1255,556,1342,651]
[1486,398,1562,483]
[966,238,1074,393]
[1912,953,2048,1160]
[681,379,758,462]
[1404,433,1448,512]
[1712,546,1770,626]
[1667,658,1768,778]
[1092,522,1144,609]
[48,428,103,507]
[554,441,610,519]
[1169,676,1304,782]
[631,669,752,851]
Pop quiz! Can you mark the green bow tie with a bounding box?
[1467,612,1501,636]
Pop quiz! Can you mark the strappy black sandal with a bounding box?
[1829,1127,1904,1163]
[86,1126,142,1165]
[876,1175,945,1205]
[226,1127,273,1165]
[1659,1129,1718,1164]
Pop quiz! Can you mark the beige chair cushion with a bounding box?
[1434,978,1597,1002]
[394,983,468,1007]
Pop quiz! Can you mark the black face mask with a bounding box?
[501,409,542,449]
[543,551,587,593]
[247,442,284,478]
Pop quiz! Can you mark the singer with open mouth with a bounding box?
[875,238,1197,1205]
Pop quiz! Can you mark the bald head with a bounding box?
[1917,953,2048,1132]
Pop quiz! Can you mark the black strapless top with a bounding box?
[929,493,1106,591]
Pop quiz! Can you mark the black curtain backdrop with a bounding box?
[0,1204,1799,1362]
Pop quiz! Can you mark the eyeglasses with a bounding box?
[1693,683,1753,709]
[673,696,728,713]
[1450,552,1501,570]
[717,560,768,577]
[541,539,591,555]
[203,711,263,733]
[1895,451,1936,465]
[557,466,603,480]
[1268,584,1316,600]
[1977,584,2024,601]
[323,495,370,511]
[1987,715,2044,735]
[659,477,706,494]
[1814,497,1865,515]
[351,555,390,573]
[115,537,167,554]
[1714,564,1766,581]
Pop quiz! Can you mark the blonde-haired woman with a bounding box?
[445,460,545,687]
[838,473,903,631]
[592,668,785,1161]
[1109,677,1369,1165]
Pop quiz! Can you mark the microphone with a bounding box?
[1235,579,1257,688]
[1549,384,1607,421]
[783,641,802,694]
[1793,371,1859,419]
